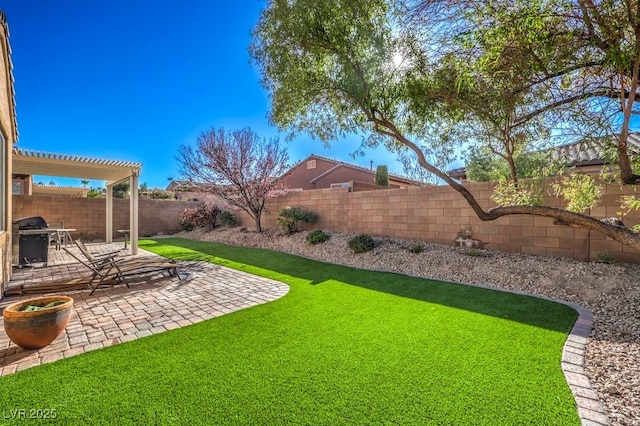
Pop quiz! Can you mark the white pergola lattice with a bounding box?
[12,148,143,254]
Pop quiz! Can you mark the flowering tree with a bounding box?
[177,127,289,232]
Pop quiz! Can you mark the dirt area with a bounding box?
[176,227,640,426]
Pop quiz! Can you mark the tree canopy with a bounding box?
[177,127,289,232]
[251,0,640,247]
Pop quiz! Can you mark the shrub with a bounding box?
[596,252,616,264]
[348,234,375,253]
[466,248,485,257]
[277,206,318,234]
[179,203,221,230]
[219,211,239,227]
[409,243,424,253]
[375,165,389,186]
[141,189,174,200]
[179,219,194,231]
[306,230,330,245]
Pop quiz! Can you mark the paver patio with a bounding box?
[0,242,289,376]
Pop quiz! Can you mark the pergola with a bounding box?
[12,148,143,254]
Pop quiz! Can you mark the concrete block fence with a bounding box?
[12,195,199,240]
[12,181,640,264]
[251,183,640,265]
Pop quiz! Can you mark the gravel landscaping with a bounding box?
[176,227,640,426]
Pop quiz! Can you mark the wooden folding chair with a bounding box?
[67,240,181,295]
[63,244,129,295]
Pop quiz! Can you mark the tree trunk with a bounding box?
[374,116,640,250]
[255,216,262,233]
[484,205,640,248]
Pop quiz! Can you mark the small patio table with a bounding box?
[117,229,129,248]
[50,228,76,250]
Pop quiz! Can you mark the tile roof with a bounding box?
[448,133,640,179]
[0,9,18,143]
[554,133,640,167]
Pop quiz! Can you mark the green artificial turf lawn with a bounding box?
[0,238,580,425]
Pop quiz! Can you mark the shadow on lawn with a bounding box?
[142,238,579,334]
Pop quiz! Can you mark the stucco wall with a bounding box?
[0,12,16,297]
[283,157,412,190]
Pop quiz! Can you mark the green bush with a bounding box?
[306,230,330,245]
[220,211,239,227]
[375,165,389,186]
[277,206,318,234]
[409,244,424,253]
[348,234,375,253]
[596,252,616,264]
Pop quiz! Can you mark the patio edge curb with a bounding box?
[560,302,610,426]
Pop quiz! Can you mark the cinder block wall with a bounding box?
[12,195,202,240]
[11,182,640,264]
[250,183,640,264]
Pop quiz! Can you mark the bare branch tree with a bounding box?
[177,127,290,232]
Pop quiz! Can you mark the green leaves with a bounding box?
[552,174,603,213]
[491,179,545,207]
[251,0,408,143]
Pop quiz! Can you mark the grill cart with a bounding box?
[12,216,50,267]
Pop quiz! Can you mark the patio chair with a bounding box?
[65,240,181,295]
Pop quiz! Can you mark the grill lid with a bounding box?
[13,216,49,230]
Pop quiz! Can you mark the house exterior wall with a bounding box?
[283,156,412,190]
[283,157,344,190]
[0,12,16,297]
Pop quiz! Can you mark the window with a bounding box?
[12,181,21,195]
[306,160,316,169]
[330,182,351,189]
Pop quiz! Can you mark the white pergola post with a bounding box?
[11,148,142,255]
[129,172,139,255]
[106,184,113,243]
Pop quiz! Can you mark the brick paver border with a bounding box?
[0,256,289,377]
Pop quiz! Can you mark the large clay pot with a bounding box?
[2,296,74,349]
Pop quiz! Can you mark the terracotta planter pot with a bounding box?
[2,296,74,349]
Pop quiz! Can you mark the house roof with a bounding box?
[0,10,18,143]
[13,148,142,185]
[554,133,640,167]
[290,154,424,186]
[448,133,640,180]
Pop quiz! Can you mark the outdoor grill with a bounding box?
[12,216,50,267]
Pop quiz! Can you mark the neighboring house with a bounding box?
[165,179,197,192]
[282,154,422,191]
[448,134,640,181]
[12,174,88,197]
[0,10,18,295]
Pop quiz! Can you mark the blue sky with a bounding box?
[1,1,407,189]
